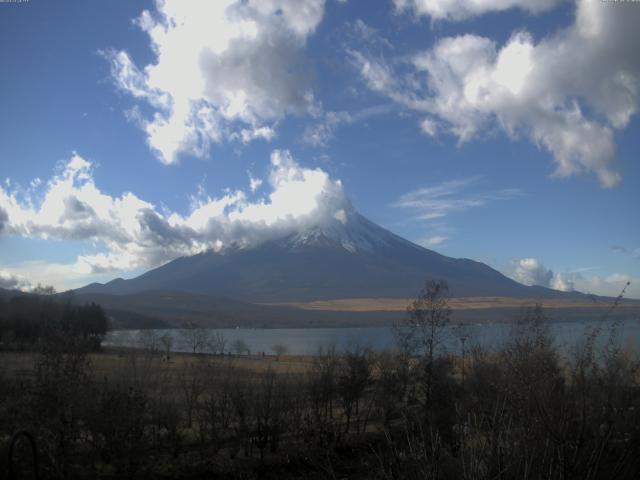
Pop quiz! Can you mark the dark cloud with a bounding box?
[0,207,7,233]
[62,196,95,221]
[0,270,31,291]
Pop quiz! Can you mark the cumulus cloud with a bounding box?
[351,0,640,187]
[106,0,325,164]
[0,151,349,275]
[550,272,576,292]
[512,257,576,291]
[513,258,554,288]
[510,258,640,298]
[393,0,564,21]
[0,270,32,291]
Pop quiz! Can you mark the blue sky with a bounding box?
[0,0,638,298]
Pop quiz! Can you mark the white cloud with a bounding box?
[420,118,438,137]
[551,272,575,292]
[511,257,578,292]
[303,104,394,147]
[394,178,519,249]
[106,0,325,164]
[348,19,393,49]
[509,257,640,298]
[0,151,349,276]
[393,0,564,21]
[0,262,99,292]
[393,176,522,220]
[606,273,631,284]
[348,50,398,96]
[610,245,640,258]
[513,257,554,288]
[230,126,277,144]
[573,273,639,299]
[352,0,640,187]
[303,111,352,147]
[421,235,448,247]
[248,174,263,193]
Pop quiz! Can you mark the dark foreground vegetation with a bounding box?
[1,282,639,479]
[0,292,108,351]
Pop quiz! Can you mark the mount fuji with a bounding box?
[75,209,577,303]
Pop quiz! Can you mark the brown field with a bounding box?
[265,296,640,312]
[0,348,316,382]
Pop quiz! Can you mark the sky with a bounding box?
[0,0,639,298]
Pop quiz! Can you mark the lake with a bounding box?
[104,318,640,356]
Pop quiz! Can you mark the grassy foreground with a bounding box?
[2,306,640,479]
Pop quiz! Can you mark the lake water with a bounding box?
[105,318,640,356]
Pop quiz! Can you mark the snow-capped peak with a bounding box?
[281,209,398,254]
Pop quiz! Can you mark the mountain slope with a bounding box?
[75,211,582,302]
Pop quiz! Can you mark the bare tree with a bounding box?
[197,362,234,450]
[32,322,92,478]
[208,331,227,355]
[272,343,288,360]
[405,279,451,412]
[373,349,410,427]
[306,346,340,445]
[159,333,173,360]
[179,323,210,354]
[137,329,160,353]
[338,345,373,434]
[32,283,57,295]
[178,362,205,428]
[232,338,249,356]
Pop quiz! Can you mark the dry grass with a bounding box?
[265,296,640,312]
[0,348,316,383]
